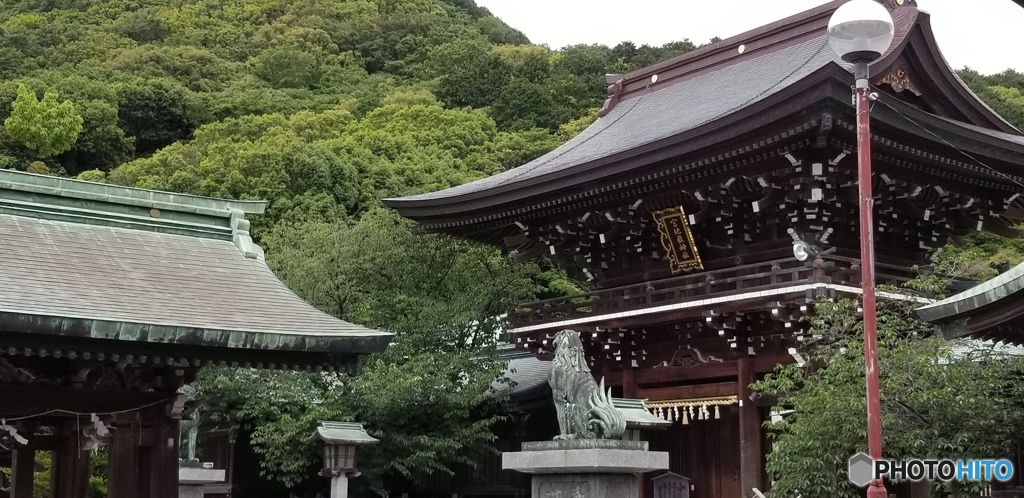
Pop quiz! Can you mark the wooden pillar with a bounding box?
[108,413,141,498]
[622,368,637,398]
[737,356,763,496]
[51,423,90,498]
[622,368,643,498]
[11,443,35,498]
[146,404,180,498]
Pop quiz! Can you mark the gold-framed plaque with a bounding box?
[652,206,704,274]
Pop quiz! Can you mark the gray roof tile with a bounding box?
[0,170,391,356]
[392,35,837,203]
[0,214,390,345]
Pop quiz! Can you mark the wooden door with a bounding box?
[646,405,742,498]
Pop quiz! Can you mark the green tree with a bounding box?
[117,78,198,157]
[76,169,106,182]
[198,208,544,494]
[253,48,321,89]
[755,275,1024,498]
[430,40,511,109]
[112,8,170,44]
[4,84,83,158]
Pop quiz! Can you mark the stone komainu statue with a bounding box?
[548,330,626,440]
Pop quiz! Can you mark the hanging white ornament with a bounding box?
[1,421,28,446]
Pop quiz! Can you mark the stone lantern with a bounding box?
[311,421,378,498]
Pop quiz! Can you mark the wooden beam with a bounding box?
[631,354,792,387]
[636,361,738,386]
[638,381,736,401]
[0,385,173,418]
[754,354,794,373]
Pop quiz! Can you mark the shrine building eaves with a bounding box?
[384,1,1024,234]
[917,261,1024,345]
[0,170,392,367]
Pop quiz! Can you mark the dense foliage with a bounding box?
[200,207,556,493]
[754,255,1024,498]
[0,0,697,178]
[960,68,1024,130]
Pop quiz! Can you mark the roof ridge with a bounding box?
[599,0,843,116]
[0,169,267,257]
[0,169,266,215]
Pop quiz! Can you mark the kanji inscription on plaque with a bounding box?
[652,206,704,274]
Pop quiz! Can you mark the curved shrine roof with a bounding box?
[385,2,1024,230]
[399,35,837,203]
[0,170,392,364]
[917,261,1024,345]
[390,35,839,206]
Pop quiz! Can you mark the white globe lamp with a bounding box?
[827,0,895,64]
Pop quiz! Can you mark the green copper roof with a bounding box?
[311,421,379,445]
[0,169,392,360]
[917,261,1024,323]
[916,261,1024,344]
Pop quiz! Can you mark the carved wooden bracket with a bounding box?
[880,66,921,96]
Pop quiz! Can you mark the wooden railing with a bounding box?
[512,256,916,328]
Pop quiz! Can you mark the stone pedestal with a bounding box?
[178,463,225,498]
[330,474,349,498]
[503,440,669,498]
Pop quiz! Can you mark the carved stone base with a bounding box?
[533,473,638,498]
[503,440,668,474]
[503,440,669,498]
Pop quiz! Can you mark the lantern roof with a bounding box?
[312,421,379,445]
[613,398,672,429]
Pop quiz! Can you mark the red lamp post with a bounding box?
[827,2,895,497]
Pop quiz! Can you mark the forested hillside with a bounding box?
[2,0,1024,495]
[0,1,703,494]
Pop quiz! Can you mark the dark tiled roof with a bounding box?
[934,114,1024,146]
[390,35,837,205]
[386,4,1023,226]
[493,345,551,401]
[0,170,391,356]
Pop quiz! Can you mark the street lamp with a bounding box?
[827,2,894,498]
[311,421,379,498]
